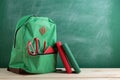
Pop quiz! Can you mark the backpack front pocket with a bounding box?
[24,53,57,74]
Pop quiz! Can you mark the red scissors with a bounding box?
[27,38,40,56]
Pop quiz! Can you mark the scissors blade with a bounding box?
[34,38,39,53]
[44,40,46,52]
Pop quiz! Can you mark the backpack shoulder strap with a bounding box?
[14,15,33,48]
[16,15,32,30]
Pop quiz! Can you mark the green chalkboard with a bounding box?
[0,0,120,68]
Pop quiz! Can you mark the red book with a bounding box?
[56,42,72,73]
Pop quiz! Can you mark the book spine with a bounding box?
[56,42,72,73]
[62,43,80,73]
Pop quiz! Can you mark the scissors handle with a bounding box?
[27,41,37,56]
[27,41,32,55]
[27,38,40,56]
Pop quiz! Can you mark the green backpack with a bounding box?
[8,15,57,74]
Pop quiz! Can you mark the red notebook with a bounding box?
[56,42,72,73]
